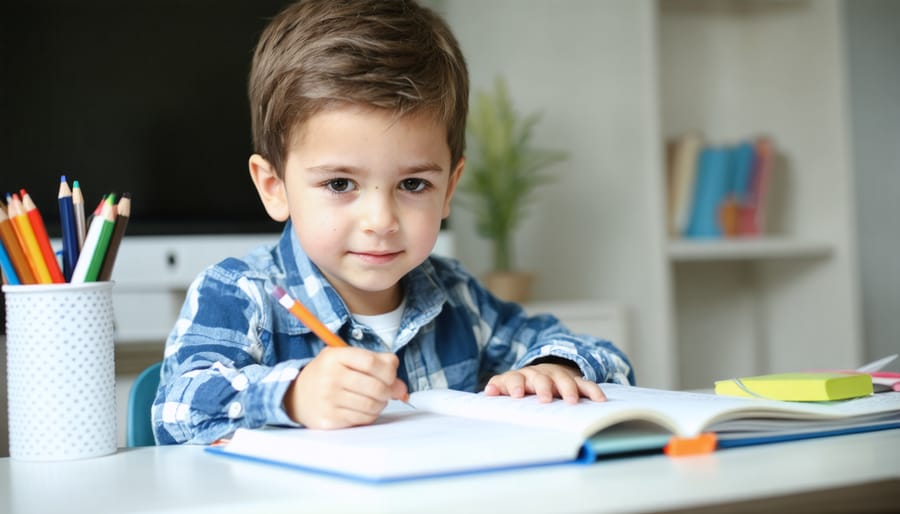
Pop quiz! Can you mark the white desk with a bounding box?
[2,429,899,514]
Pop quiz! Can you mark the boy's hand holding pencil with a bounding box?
[272,286,411,429]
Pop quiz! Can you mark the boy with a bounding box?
[152,0,633,444]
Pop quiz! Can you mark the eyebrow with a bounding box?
[306,161,445,175]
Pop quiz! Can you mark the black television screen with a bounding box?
[1,0,293,236]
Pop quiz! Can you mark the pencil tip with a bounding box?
[271,285,286,299]
[61,175,67,182]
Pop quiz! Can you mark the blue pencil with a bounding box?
[58,175,81,281]
[0,236,21,284]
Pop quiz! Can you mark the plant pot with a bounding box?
[483,270,535,304]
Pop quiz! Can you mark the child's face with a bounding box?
[250,105,464,315]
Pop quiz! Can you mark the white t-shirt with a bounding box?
[352,298,406,348]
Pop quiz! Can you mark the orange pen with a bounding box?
[271,285,411,404]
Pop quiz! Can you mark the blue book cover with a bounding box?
[684,146,732,238]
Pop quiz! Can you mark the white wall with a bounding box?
[845,0,900,370]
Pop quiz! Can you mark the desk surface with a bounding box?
[2,429,899,514]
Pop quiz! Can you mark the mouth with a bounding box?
[350,250,403,264]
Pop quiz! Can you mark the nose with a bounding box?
[360,190,399,235]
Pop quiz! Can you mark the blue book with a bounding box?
[684,146,732,238]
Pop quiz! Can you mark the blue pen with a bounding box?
[58,175,81,281]
[0,237,21,285]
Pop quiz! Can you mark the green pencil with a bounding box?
[71,194,117,283]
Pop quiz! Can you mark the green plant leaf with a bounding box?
[461,77,568,271]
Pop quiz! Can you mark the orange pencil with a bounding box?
[0,200,36,284]
[272,285,348,348]
[7,193,52,283]
[20,189,65,283]
[271,285,411,403]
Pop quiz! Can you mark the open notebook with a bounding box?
[208,384,900,483]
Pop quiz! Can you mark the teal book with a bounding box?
[684,146,732,238]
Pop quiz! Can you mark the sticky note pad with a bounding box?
[714,372,873,402]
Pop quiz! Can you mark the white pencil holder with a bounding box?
[3,281,117,461]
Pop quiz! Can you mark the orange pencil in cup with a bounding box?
[6,192,52,283]
[0,199,36,284]
[270,285,411,404]
[20,189,65,283]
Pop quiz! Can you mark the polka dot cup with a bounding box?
[3,282,117,461]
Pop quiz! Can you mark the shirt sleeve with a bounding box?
[468,274,635,387]
[151,264,303,445]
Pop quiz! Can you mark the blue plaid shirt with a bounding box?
[152,223,634,444]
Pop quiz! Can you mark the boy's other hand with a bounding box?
[484,361,607,404]
[284,347,408,429]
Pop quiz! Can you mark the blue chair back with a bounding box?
[127,361,162,447]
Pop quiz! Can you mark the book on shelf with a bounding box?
[666,131,703,237]
[666,133,774,240]
[208,384,900,483]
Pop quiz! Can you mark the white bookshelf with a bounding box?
[655,0,862,388]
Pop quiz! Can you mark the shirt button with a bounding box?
[351,327,364,340]
[227,402,243,419]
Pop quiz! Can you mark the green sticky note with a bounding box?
[715,372,873,402]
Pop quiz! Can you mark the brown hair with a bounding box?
[249,0,469,178]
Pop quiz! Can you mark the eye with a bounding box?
[325,178,355,193]
[399,178,430,193]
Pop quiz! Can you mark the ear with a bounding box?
[249,154,290,222]
[442,157,465,219]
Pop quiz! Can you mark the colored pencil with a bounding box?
[7,193,52,283]
[72,179,87,249]
[98,193,131,281]
[272,285,348,348]
[0,229,20,284]
[0,200,36,284]
[20,188,65,283]
[71,194,117,283]
[270,285,411,403]
[58,176,81,281]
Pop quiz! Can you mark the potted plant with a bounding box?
[460,78,568,302]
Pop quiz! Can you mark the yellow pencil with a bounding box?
[7,193,52,283]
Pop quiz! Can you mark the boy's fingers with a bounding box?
[529,373,555,403]
[335,347,400,386]
[390,378,410,402]
[576,377,607,402]
[552,374,582,404]
[487,372,526,397]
